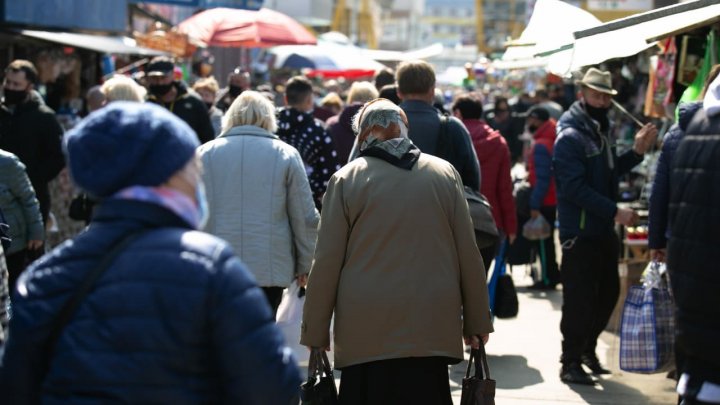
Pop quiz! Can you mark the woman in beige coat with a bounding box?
[301,99,493,404]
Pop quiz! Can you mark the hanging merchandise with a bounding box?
[644,38,676,119]
[678,29,719,106]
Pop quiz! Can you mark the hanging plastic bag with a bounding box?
[522,215,551,241]
[276,281,307,363]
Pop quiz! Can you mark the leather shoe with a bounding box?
[560,362,596,385]
[581,354,611,375]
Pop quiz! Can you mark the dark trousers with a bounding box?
[538,206,560,285]
[338,357,452,405]
[560,232,620,363]
[262,287,284,318]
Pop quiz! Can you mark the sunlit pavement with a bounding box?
[289,267,677,404]
[448,268,678,405]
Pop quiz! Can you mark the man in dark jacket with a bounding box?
[397,60,480,191]
[668,74,720,405]
[0,103,301,404]
[648,64,720,263]
[554,68,657,385]
[0,59,65,224]
[145,57,214,144]
[526,107,560,290]
[215,67,251,113]
[277,76,342,209]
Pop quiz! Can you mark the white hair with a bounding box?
[222,90,277,133]
[101,75,146,103]
[347,81,379,104]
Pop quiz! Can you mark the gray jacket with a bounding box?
[198,125,319,287]
[0,150,44,255]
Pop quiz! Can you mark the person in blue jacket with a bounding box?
[554,68,657,385]
[0,102,301,404]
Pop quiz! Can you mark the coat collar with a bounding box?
[91,199,192,231]
[220,125,279,140]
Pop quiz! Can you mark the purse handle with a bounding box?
[307,348,334,382]
[464,342,491,380]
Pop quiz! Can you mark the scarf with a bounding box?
[111,186,201,229]
[357,137,420,170]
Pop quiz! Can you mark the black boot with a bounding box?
[581,354,611,375]
[560,362,596,385]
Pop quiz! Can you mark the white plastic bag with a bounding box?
[276,281,308,364]
[276,281,303,324]
[522,215,551,240]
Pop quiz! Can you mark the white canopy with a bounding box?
[569,0,720,69]
[496,0,601,73]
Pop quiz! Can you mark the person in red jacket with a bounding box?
[526,107,560,289]
[452,95,517,272]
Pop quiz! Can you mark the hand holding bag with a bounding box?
[300,349,338,405]
[460,343,496,405]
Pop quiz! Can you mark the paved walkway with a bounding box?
[291,268,677,404]
[448,268,677,404]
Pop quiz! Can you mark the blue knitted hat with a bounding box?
[64,102,199,198]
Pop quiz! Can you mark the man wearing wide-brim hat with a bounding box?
[553,67,658,385]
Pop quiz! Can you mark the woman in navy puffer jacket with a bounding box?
[0,103,301,404]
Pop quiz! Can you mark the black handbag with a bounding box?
[437,116,499,249]
[494,272,519,319]
[300,349,338,405]
[460,344,496,405]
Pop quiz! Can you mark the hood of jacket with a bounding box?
[533,119,557,144]
[463,119,502,159]
[677,101,703,132]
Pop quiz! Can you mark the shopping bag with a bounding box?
[619,261,675,373]
[488,240,519,319]
[300,349,338,405]
[521,216,551,241]
[464,186,499,249]
[276,281,307,363]
[460,344,496,405]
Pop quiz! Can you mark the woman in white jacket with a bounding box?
[198,91,319,314]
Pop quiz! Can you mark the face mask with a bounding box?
[228,85,244,98]
[149,83,173,97]
[3,88,27,105]
[583,102,610,131]
[195,181,209,230]
[528,124,539,133]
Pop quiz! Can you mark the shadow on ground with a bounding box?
[449,354,544,391]
[567,377,675,405]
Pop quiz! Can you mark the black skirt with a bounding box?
[338,357,453,405]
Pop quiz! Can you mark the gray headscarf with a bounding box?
[348,99,412,161]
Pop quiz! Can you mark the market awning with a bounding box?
[569,0,720,69]
[19,29,168,56]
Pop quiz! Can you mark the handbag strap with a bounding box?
[435,113,454,161]
[464,343,492,380]
[307,348,335,383]
[44,230,148,368]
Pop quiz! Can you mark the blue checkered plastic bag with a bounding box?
[619,262,675,374]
